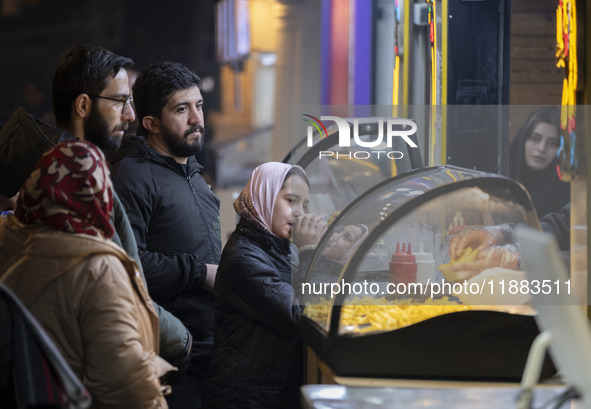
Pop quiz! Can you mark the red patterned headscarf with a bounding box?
[15,140,114,238]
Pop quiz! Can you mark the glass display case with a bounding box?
[297,165,556,381]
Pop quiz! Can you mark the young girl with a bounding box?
[203,162,320,409]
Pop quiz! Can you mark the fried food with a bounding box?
[440,244,520,283]
[449,228,504,261]
[304,296,470,333]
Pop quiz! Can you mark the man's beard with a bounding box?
[161,124,205,158]
[84,108,125,152]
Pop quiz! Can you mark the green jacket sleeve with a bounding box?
[111,191,191,382]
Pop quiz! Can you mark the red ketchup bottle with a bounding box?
[389,243,417,284]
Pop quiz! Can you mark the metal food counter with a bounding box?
[301,384,577,409]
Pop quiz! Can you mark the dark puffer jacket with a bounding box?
[540,202,570,252]
[203,218,302,409]
[109,135,222,377]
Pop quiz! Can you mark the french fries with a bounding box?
[304,296,470,334]
[455,246,478,263]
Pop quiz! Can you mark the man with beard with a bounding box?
[51,45,134,151]
[109,62,222,409]
[0,45,192,387]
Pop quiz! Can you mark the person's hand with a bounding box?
[292,213,327,249]
[201,264,217,292]
[160,330,192,386]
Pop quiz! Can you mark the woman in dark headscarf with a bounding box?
[0,140,172,408]
[509,106,570,218]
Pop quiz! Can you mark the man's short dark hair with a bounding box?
[52,44,134,127]
[132,62,202,136]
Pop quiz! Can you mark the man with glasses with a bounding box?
[51,45,135,151]
[0,44,192,388]
[87,94,134,119]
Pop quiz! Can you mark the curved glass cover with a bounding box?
[299,166,540,336]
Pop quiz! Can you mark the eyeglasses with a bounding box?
[87,94,133,115]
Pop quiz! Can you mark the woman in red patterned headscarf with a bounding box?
[15,140,114,237]
[1,140,172,409]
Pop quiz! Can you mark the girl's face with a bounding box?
[323,224,365,261]
[271,175,310,239]
[524,122,560,171]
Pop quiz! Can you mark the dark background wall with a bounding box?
[0,0,220,125]
[510,0,563,105]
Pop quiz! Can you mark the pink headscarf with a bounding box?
[15,140,114,238]
[233,162,306,233]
